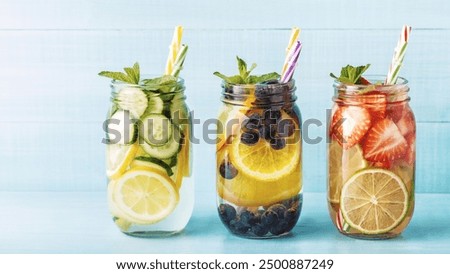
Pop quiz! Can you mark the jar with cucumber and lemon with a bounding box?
[100,52,193,235]
[214,57,302,238]
[328,65,415,239]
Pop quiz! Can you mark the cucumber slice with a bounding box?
[141,126,180,159]
[134,156,174,177]
[143,94,164,115]
[162,156,178,167]
[170,93,189,130]
[116,87,148,118]
[140,114,173,146]
[107,110,137,145]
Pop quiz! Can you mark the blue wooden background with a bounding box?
[0,0,449,194]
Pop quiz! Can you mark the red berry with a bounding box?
[352,91,387,121]
[331,106,371,149]
[405,133,416,165]
[362,118,408,162]
[395,107,415,137]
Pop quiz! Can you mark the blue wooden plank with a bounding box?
[1,0,449,29]
[0,118,447,193]
[0,192,448,253]
[0,29,449,123]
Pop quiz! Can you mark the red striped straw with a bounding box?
[281,41,303,83]
[385,25,412,84]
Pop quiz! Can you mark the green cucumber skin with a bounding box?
[134,156,174,177]
[140,114,173,147]
[141,127,181,160]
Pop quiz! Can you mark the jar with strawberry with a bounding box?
[328,65,415,239]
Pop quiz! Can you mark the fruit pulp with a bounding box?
[106,84,193,237]
[216,105,303,238]
[328,93,415,239]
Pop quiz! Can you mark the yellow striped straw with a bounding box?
[165,26,184,75]
[281,27,301,75]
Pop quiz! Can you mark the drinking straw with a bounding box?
[280,41,303,83]
[385,25,412,84]
[171,44,188,78]
[165,26,184,75]
[281,27,301,75]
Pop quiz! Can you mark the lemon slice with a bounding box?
[328,140,367,203]
[217,165,301,207]
[216,105,247,151]
[106,143,138,180]
[112,167,179,224]
[230,131,300,182]
[340,169,409,234]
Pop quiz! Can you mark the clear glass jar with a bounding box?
[327,76,415,239]
[105,78,193,237]
[216,80,303,238]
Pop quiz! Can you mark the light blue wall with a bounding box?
[0,0,449,193]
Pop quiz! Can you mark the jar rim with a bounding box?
[333,75,408,90]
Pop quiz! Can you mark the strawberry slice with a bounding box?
[386,103,406,122]
[404,133,416,165]
[352,91,387,121]
[358,76,371,85]
[395,107,415,137]
[331,106,371,149]
[362,118,408,162]
[371,161,392,169]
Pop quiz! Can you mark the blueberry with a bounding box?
[268,204,287,219]
[242,113,261,131]
[219,160,238,179]
[259,125,276,140]
[261,210,279,227]
[252,224,270,237]
[239,210,257,225]
[261,79,279,85]
[277,119,295,137]
[270,220,289,235]
[270,138,286,150]
[240,131,259,146]
[263,109,282,123]
[230,219,250,234]
[218,204,237,224]
[284,207,298,222]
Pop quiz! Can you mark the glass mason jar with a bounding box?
[327,76,415,239]
[216,80,303,238]
[105,77,193,237]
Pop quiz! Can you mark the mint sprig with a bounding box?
[330,64,371,84]
[142,75,180,93]
[99,62,140,84]
[213,56,280,84]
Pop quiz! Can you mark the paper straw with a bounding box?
[385,25,412,84]
[165,26,184,75]
[171,44,188,78]
[281,41,303,83]
[281,27,301,75]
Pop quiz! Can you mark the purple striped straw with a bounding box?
[281,41,303,83]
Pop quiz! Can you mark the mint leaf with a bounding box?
[248,72,280,84]
[99,62,141,84]
[330,64,371,84]
[142,75,180,93]
[213,72,244,84]
[214,56,279,85]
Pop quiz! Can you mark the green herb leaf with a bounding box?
[214,56,278,85]
[330,64,371,84]
[142,75,180,93]
[213,72,244,84]
[98,62,141,84]
[247,72,280,84]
